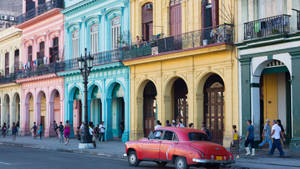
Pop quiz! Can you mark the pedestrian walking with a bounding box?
[99,121,105,142]
[176,120,185,128]
[94,125,100,142]
[201,122,211,141]
[155,120,162,130]
[230,125,240,159]
[31,122,37,138]
[120,121,124,138]
[12,122,17,141]
[76,126,81,141]
[245,120,255,156]
[166,120,171,127]
[259,119,272,150]
[171,120,176,127]
[64,120,71,145]
[38,123,43,140]
[53,121,58,137]
[277,119,286,147]
[269,120,285,156]
[89,123,96,148]
[2,123,7,138]
[58,122,64,143]
[16,121,20,136]
[189,123,194,129]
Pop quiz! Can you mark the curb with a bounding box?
[0,141,125,160]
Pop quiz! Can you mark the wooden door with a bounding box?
[205,85,224,145]
[5,53,9,76]
[170,4,182,36]
[263,74,278,122]
[143,97,155,137]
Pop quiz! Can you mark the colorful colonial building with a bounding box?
[61,0,130,142]
[0,26,22,131]
[16,0,65,137]
[125,0,238,146]
[237,1,300,148]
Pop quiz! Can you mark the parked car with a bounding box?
[124,127,234,169]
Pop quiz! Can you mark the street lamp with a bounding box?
[78,48,94,149]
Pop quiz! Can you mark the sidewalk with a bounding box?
[0,136,125,158]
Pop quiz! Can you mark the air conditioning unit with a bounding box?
[145,3,152,10]
[3,15,8,20]
[10,16,15,21]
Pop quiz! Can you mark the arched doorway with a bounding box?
[173,78,188,126]
[12,93,21,127]
[3,95,10,128]
[25,92,34,135]
[204,74,225,145]
[71,87,82,135]
[37,91,47,133]
[50,89,61,135]
[259,60,291,142]
[90,86,102,126]
[111,83,125,139]
[143,81,157,137]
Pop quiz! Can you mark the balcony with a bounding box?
[16,0,64,24]
[122,24,234,60]
[244,14,291,40]
[0,72,17,84]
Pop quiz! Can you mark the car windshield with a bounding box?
[188,132,209,141]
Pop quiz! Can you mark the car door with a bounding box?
[159,130,178,161]
[142,130,162,160]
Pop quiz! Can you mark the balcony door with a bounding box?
[142,3,153,42]
[5,52,9,76]
[14,50,20,71]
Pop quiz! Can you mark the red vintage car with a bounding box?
[124,127,234,169]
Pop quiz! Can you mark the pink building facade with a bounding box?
[17,0,64,137]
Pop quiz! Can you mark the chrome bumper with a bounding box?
[192,158,235,164]
[123,153,127,157]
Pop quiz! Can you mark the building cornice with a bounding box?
[0,27,22,42]
[16,74,58,83]
[16,8,62,29]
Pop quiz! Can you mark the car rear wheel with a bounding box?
[128,151,140,167]
[175,157,189,169]
[156,161,167,167]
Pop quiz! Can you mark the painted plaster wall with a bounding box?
[0,26,22,74]
[63,0,130,59]
[0,83,21,129]
[18,76,64,137]
[124,45,239,147]
[18,11,64,65]
[130,0,235,41]
[60,63,130,142]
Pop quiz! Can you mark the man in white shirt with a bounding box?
[99,121,105,142]
[269,120,284,156]
[154,120,162,130]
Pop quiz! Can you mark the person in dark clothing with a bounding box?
[38,124,43,140]
[53,121,58,137]
[12,122,18,140]
[58,122,64,143]
[277,119,286,147]
[2,123,7,138]
[32,122,37,138]
[166,120,171,127]
[201,121,211,141]
[245,120,255,156]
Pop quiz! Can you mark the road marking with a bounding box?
[0,161,10,165]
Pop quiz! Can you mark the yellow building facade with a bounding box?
[126,0,238,146]
[0,27,22,129]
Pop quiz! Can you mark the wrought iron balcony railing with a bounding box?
[123,24,234,60]
[16,62,62,79]
[0,72,17,84]
[244,14,290,40]
[16,0,64,24]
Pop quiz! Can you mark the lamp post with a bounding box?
[78,48,94,149]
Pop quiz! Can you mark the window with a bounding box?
[26,0,35,12]
[50,37,59,63]
[28,46,32,64]
[90,24,98,54]
[170,0,182,36]
[201,0,218,28]
[5,52,9,76]
[111,17,121,49]
[38,41,45,66]
[14,49,20,71]
[188,132,209,141]
[163,131,178,141]
[149,130,163,140]
[72,30,79,58]
[142,3,153,41]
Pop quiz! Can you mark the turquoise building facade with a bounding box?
[60,0,130,142]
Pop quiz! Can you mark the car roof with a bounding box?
[156,127,207,141]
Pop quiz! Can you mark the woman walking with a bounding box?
[12,122,17,140]
[2,123,7,138]
[38,123,43,140]
[230,125,240,159]
[64,120,71,145]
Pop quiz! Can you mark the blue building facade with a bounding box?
[60,0,130,142]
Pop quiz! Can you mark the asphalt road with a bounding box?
[0,144,299,169]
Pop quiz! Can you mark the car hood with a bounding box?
[189,141,228,155]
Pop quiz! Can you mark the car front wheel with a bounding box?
[128,151,140,167]
[175,157,189,169]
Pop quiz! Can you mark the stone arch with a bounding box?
[36,90,47,132]
[3,94,10,127]
[49,89,62,133]
[24,92,34,135]
[12,92,21,128]
[163,75,189,126]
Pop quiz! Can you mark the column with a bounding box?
[98,15,102,52]
[60,99,64,123]
[68,100,74,137]
[121,86,130,142]
[35,98,41,126]
[46,100,54,137]
[105,97,113,140]
[10,100,15,132]
[240,57,252,136]
[290,51,300,149]
[45,34,50,62]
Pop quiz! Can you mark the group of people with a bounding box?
[154,120,212,140]
[1,122,19,140]
[230,119,286,159]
